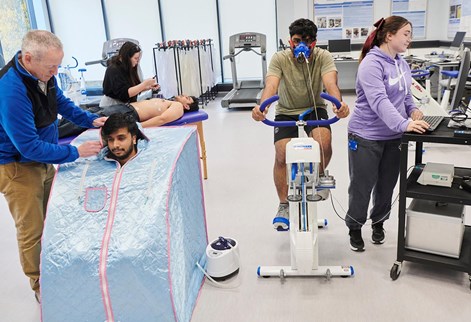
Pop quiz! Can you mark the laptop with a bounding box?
[410,78,448,131]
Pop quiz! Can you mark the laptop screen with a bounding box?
[450,31,466,50]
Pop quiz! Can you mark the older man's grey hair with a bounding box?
[21,30,63,60]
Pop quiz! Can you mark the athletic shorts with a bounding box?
[100,103,140,122]
[274,108,331,143]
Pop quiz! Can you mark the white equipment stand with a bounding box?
[256,93,354,279]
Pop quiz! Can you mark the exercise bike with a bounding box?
[256,93,354,279]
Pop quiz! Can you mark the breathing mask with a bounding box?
[291,40,316,63]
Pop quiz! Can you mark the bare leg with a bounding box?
[309,127,332,174]
[274,139,290,203]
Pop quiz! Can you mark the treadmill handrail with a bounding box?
[259,93,341,127]
[224,48,264,60]
[85,59,107,66]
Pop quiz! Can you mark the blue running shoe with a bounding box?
[273,203,289,231]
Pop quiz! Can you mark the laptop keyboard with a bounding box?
[422,115,444,132]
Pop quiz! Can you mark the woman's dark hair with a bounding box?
[109,41,142,86]
[359,16,412,62]
[289,18,318,41]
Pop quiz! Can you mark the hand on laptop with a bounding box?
[411,109,424,121]
[407,119,430,133]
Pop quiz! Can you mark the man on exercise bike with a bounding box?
[252,18,350,231]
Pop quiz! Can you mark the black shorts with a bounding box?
[100,103,140,122]
[274,108,331,143]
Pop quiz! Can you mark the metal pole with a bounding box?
[100,0,110,41]
[215,0,224,82]
[157,0,165,41]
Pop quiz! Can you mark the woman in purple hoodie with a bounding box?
[346,16,430,252]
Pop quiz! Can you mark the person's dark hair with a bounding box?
[360,16,412,62]
[101,113,143,143]
[109,41,142,86]
[289,18,317,41]
[187,96,199,112]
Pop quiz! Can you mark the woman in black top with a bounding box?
[101,41,159,106]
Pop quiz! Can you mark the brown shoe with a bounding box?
[35,290,41,304]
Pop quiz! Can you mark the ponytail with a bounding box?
[359,18,385,63]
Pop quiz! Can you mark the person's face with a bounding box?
[174,95,194,109]
[290,34,315,48]
[22,48,63,82]
[387,23,412,53]
[105,128,137,165]
[130,52,141,68]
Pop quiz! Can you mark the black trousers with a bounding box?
[345,134,401,230]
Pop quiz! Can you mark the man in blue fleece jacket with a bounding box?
[0,30,107,303]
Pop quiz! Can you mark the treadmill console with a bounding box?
[234,33,263,48]
[102,38,139,60]
[85,38,140,67]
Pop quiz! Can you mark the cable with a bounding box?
[330,190,399,226]
[195,261,241,289]
[328,165,415,226]
[302,55,328,172]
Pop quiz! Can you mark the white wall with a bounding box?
[426,0,449,40]
[48,0,107,81]
[159,0,221,82]
[219,0,277,82]
[104,0,162,80]
[33,0,454,84]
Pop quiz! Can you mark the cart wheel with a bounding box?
[325,268,332,281]
[390,262,402,281]
[279,269,286,281]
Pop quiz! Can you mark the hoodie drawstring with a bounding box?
[393,59,409,95]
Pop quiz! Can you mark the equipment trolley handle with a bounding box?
[259,92,342,127]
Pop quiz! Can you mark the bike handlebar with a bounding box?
[259,92,341,127]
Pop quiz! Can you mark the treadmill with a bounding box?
[221,32,267,108]
[85,38,140,67]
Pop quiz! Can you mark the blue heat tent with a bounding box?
[40,126,208,322]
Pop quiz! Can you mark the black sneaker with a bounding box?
[371,222,385,244]
[349,229,365,252]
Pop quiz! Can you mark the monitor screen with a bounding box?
[328,39,351,53]
[450,31,466,50]
[450,48,470,111]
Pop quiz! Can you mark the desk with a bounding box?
[333,59,359,90]
[391,119,471,289]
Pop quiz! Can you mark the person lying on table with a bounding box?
[59,95,199,137]
[104,94,198,127]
